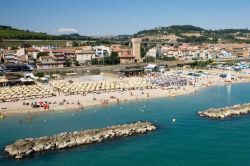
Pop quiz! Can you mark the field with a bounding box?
[1,40,67,48]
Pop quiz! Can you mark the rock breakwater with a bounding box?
[5,121,156,159]
[198,103,250,119]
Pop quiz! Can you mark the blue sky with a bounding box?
[0,0,250,36]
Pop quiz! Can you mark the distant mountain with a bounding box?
[57,33,95,40]
[133,25,250,44]
[135,25,205,36]
[1,25,250,44]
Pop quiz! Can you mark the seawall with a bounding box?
[5,121,156,159]
[198,103,250,119]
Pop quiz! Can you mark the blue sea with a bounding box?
[1,83,250,166]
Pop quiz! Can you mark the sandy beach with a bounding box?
[1,69,250,116]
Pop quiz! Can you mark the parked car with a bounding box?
[5,64,33,72]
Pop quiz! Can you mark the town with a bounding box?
[1,39,250,70]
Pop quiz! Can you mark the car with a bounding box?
[5,64,32,72]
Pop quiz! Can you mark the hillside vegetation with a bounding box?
[134,25,250,44]
[1,25,250,44]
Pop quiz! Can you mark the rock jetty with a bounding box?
[198,103,250,119]
[5,121,156,159]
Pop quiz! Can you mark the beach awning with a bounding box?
[26,78,34,82]
[0,78,8,83]
[40,77,48,81]
[145,64,157,69]
[20,78,28,82]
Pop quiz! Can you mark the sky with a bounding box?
[0,0,250,36]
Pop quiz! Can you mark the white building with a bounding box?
[220,50,232,59]
[94,46,111,57]
[15,48,25,57]
[146,48,157,57]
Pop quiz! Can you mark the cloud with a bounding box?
[57,28,78,34]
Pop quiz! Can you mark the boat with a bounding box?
[225,72,232,82]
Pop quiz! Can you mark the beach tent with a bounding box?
[144,64,157,73]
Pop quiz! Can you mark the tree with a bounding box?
[64,60,72,67]
[91,52,120,66]
[74,61,80,66]
[72,41,79,47]
[162,57,176,61]
[37,52,49,59]
[1,57,4,63]
[35,72,45,77]
[108,52,120,65]
[143,56,155,63]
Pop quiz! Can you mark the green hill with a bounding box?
[0,26,94,40]
[0,25,53,40]
[1,25,250,44]
[134,25,250,44]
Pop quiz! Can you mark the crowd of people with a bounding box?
[146,75,192,88]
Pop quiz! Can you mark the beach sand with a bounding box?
[1,69,250,116]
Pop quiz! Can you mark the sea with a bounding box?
[1,83,250,166]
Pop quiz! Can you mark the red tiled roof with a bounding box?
[41,56,54,59]
[43,49,64,53]
[63,49,75,54]
[119,55,135,58]
[25,47,39,52]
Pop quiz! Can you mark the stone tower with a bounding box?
[131,38,142,63]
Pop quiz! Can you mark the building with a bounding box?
[24,47,39,65]
[44,49,66,64]
[63,48,76,61]
[75,49,95,65]
[118,49,135,64]
[36,56,64,69]
[94,46,111,57]
[111,44,122,52]
[66,41,73,48]
[146,48,157,57]
[2,50,18,64]
[131,38,142,63]
[232,45,249,58]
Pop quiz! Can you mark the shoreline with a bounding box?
[2,79,250,117]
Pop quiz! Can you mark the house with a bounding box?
[24,47,40,65]
[66,41,73,48]
[15,48,25,57]
[24,47,39,59]
[63,48,76,61]
[18,55,29,64]
[3,50,18,64]
[36,56,64,69]
[94,46,111,57]
[75,49,95,65]
[232,45,249,58]
[44,49,65,64]
[111,45,122,52]
[218,48,233,59]
[118,49,135,64]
